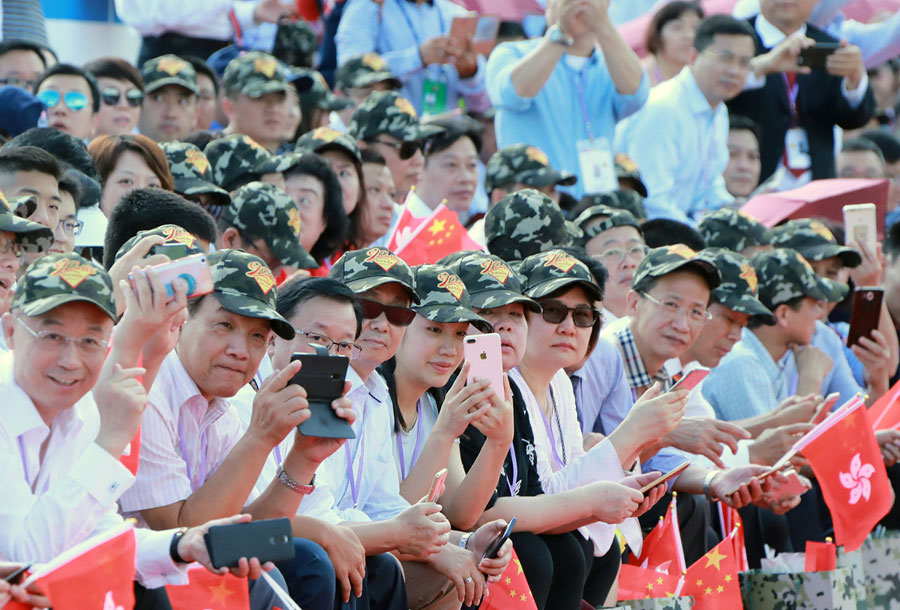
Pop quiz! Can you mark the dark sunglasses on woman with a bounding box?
[359,298,416,326]
[539,299,600,328]
[101,87,144,107]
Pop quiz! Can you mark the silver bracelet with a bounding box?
[702,469,720,500]
[277,468,315,495]
[458,533,472,550]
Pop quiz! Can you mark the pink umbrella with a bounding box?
[740,178,890,233]
[841,0,900,23]
[456,0,544,21]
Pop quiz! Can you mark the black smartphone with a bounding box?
[290,350,354,439]
[149,243,189,260]
[481,517,516,561]
[4,564,31,584]
[797,42,841,69]
[204,518,296,569]
[846,287,884,348]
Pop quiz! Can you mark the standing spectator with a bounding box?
[724,115,762,204]
[616,16,757,223]
[0,40,45,90]
[335,0,489,116]
[223,52,292,154]
[88,134,174,217]
[642,1,704,87]
[860,130,900,220]
[487,0,647,200]
[34,64,99,142]
[84,57,145,137]
[333,53,401,125]
[138,55,198,143]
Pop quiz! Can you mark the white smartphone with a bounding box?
[843,203,877,256]
[464,333,504,400]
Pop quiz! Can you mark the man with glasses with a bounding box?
[0,40,46,92]
[138,54,198,143]
[34,64,99,142]
[0,190,52,330]
[49,171,83,255]
[615,15,757,223]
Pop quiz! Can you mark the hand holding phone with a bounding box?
[204,518,295,569]
[426,468,448,503]
[798,42,841,69]
[290,351,354,439]
[846,287,884,348]
[128,253,214,301]
[639,461,690,494]
[464,333,504,399]
[668,368,709,394]
[480,518,516,562]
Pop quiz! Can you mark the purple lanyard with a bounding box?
[537,388,567,468]
[504,442,518,496]
[569,62,594,139]
[344,405,368,508]
[274,445,283,468]
[177,417,208,493]
[782,73,800,123]
[18,434,49,494]
[396,399,424,481]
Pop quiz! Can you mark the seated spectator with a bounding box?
[223,52,293,154]
[83,57,145,137]
[184,55,221,132]
[34,64,99,141]
[50,170,82,254]
[642,1,705,86]
[293,68,353,137]
[0,40,46,91]
[333,53,401,125]
[205,134,289,193]
[138,55,198,143]
[88,134,173,217]
[724,115,762,203]
[416,117,481,219]
[358,149,396,247]
[484,189,569,262]
[641,218,707,251]
[159,141,231,220]
[697,207,772,256]
[860,130,900,215]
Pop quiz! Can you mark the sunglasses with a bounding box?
[374,139,422,160]
[101,87,143,107]
[359,298,416,326]
[37,90,88,112]
[539,299,600,328]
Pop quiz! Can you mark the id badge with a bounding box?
[422,77,448,116]
[785,127,811,171]
[576,138,617,194]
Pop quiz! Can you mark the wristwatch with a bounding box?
[546,25,574,47]
[169,527,189,564]
[278,468,315,495]
[458,533,472,550]
[702,470,721,500]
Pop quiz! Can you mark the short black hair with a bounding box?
[283,153,348,262]
[424,117,483,158]
[103,188,217,269]
[0,40,47,69]
[693,14,756,53]
[83,56,144,91]
[360,148,386,166]
[4,127,99,180]
[858,131,900,164]
[841,137,885,164]
[729,114,760,143]
[640,218,707,251]
[885,217,900,262]
[276,276,362,338]
[0,144,62,182]
[555,245,607,298]
[34,64,102,113]
[57,169,82,206]
[182,130,221,150]
[183,55,219,96]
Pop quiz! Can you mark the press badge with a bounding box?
[422,77,448,116]
[785,127,811,170]
[577,138,617,194]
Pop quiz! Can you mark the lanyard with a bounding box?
[178,417,208,493]
[18,434,49,495]
[396,0,444,49]
[568,61,594,140]
[538,387,567,468]
[782,73,800,124]
[396,398,424,481]
[343,404,369,508]
[504,442,518,496]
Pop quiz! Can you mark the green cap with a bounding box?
[580,190,647,222]
[223,182,317,270]
[518,249,603,302]
[160,141,231,202]
[140,55,198,95]
[0,190,54,253]
[632,244,722,292]
[752,248,847,307]
[347,91,444,142]
[770,219,862,268]
[573,205,641,245]
[452,252,541,312]
[411,264,491,332]
[207,249,294,339]
[295,126,361,163]
[114,224,205,262]
[484,188,568,262]
[335,53,402,90]
[223,51,290,98]
[614,152,647,197]
[12,252,115,320]
[484,144,576,195]
[204,135,281,192]
[293,68,354,111]
[328,247,419,303]
[697,208,771,252]
[697,248,775,324]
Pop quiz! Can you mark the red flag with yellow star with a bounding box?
[479,547,537,610]
[617,564,682,601]
[394,203,483,266]
[166,565,249,610]
[679,530,741,610]
[628,494,685,574]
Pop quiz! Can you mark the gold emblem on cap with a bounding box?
[313,127,342,143]
[739,263,758,293]
[737,210,758,222]
[246,260,276,294]
[480,259,509,284]
[361,53,387,71]
[184,148,209,175]
[614,152,638,173]
[809,220,835,241]
[242,136,266,152]
[542,252,577,273]
[394,97,417,118]
[666,244,696,259]
[253,56,278,78]
[795,252,815,272]
[525,146,549,167]
[50,258,97,289]
[161,226,196,247]
[288,207,302,237]
[437,271,465,301]
[364,247,399,271]
[157,56,186,76]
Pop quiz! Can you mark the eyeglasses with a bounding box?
[36,90,89,112]
[701,48,754,70]
[359,298,416,326]
[0,76,36,89]
[374,139,422,160]
[16,317,110,355]
[58,218,84,237]
[0,233,20,256]
[594,245,648,264]
[538,299,600,328]
[294,329,362,358]
[101,87,143,108]
[641,291,712,324]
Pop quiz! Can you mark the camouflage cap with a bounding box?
[347,91,444,142]
[295,126,361,163]
[335,53,402,91]
[452,252,541,312]
[292,68,354,111]
[484,144,577,195]
[573,205,641,245]
[518,249,603,302]
[12,252,115,320]
[114,224,206,262]
[160,141,231,201]
[411,264,491,332]
[770,219,862,268]
[140,54,198,95]
[328,247,419,303]
[751,248,848,307]
[223,182,317,270]
[697,248,775,324]
[580,189,647,222]
[223,51,290,98]
[207,249,294,339]
[484,188,568,262]
[632,244,722,293]
[697,208,771,252]
[614,152,648,197]
[0,190,54,252]
[204,135,280,191]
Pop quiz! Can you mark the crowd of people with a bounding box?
[1,0,900,608]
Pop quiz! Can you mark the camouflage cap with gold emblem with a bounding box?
[114,224,206,263]
[484,188,569,262]
[223,51,290,98]
[295,126,361,163]
[335,53,402,91]
[614,152,647,197]
[631,244,722,293]
[0,190,54,252]
[13,252,115,320]
[328,247,419,304]
[140,54,198,95]
[770,218,862,268]
[207,249,294,339]
[223,182,317,270]
[291,67,354,112]
[751,248,847,309]
[452,252,541,312]
[579,189,647,222]
[204,134,282,192]
[518,249,603,302]
[160,141,231,202]
[411,263,491,332]
[347,90,444,143]
[696,248,775,324]
[697,208,771,253]
[573,205,641,245]
[484,144,577,195]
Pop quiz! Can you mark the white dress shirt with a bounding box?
[0,352,187,588]
[114,0,259,40]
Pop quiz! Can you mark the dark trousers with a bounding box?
[274,538,337,610]
[339,553,407,610]
[134,582,171,610]
[507,531,596,610]
[575,533,621,606]
[638,492,713,566]
[138,33,231,65]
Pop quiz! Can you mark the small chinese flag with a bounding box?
[717,503,749,571]
[629,494,686,574]
[678,530,741,610]
[395,204,483,266]
[479,547,537,610]
[805,539,837,572]
[617,564,682,601]
[386,188,433,252]
[166,565,250,610]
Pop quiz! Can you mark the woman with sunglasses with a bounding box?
[88,134,174,217]
[84,57,144,137]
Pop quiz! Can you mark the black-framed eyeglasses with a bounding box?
[59,218,84,237]
[359,298,416,326]
[294,329,362,358]
[101,87,143,108]
[374,138,422,160]
[538,299,600,328]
